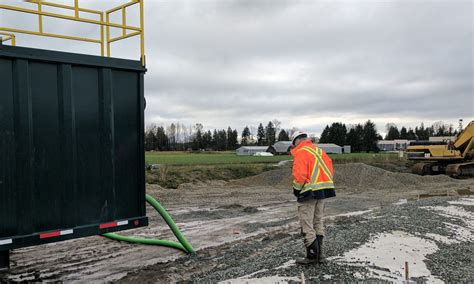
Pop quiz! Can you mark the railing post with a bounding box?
[106,12,110,57]
[74,0,79,18]
[139,0,145,66]
[100,13,104,56]
[37,0,43,33]
[122,7,126,36]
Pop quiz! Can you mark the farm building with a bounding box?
[268,141,293,155]
[317,143,342,154]
[394,139,410,150]
[236,146,269,156]
[377,139,410,151]
[377,140,396,151]
[343,145,351,153]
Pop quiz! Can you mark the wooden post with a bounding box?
[405,261,409,281]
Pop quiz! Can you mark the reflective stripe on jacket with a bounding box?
[290,140,336,202]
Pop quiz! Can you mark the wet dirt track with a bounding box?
[1,163,473,282]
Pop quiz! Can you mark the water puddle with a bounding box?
[331,230,443,283]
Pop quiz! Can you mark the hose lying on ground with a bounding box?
[103,194,194,254]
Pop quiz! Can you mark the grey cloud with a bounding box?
[1,0,472,134]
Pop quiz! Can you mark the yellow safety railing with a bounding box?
[0,0,145,66]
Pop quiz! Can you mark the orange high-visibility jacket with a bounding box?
[290,140,336,201]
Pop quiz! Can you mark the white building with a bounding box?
[377,139,410,151]
[317,143,342,154]
[377,140,396,151]
[236,146,269,156]
[394,139,410,150]
[343,145,351,153]
[268,141,292,155]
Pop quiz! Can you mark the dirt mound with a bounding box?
[228,168,292,188]
[228,163,461,191]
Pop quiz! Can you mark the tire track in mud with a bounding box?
[1,164,473,282]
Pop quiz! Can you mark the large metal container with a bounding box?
[0,45,148,268]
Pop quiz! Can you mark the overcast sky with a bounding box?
[1,0,473,136]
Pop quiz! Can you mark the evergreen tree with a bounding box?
[265,121,276,146]
[319,123,346,146]
[218,129,227,150]
[319,125,330,143]
[231,129,239,150]
[144,126,157,151]
[277,129,290,141]
[346,124,364,152]
[192,123,203,150]
[212,129,218,150]
[329,122,347,146]
[407,128,416,140]
[363,120,379,152]
[257,123,266,146]
[385,124,400,140]
[156,126,168,150]
[202,130,212,149]
[400,127,408,139]
[227,127,237,150]
[241,126,251,146]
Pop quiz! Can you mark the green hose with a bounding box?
[103,194,194,254]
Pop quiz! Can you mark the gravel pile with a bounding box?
[228,168,292,188]
[228,163,461,191]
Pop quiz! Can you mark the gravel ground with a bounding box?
[121,196,473,283]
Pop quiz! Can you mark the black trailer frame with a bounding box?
[0,44,148,270]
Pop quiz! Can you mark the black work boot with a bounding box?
[296,239,319,265]
[316,235,325,263]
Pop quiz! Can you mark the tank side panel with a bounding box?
[0,46,147,248]
[29,62,63,232]
[0,58,17,238]
[112,70,140,219]
[72,66,104,225]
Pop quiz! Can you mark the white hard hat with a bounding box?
[291,131,308,145]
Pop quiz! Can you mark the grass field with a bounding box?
[145,151,400,166]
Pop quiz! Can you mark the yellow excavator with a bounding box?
[406,121,474,177]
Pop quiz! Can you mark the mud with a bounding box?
[1,163,473,282]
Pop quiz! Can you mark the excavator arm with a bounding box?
[454,121,474,158]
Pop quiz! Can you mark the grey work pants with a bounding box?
[297,198,325,247]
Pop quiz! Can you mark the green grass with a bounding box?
[145,151,400,166]
[145,151,292,165]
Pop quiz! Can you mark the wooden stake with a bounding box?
[301,272,305,284]
[405,261,409,281]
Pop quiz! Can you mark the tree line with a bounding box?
[384,121,458,140]
[319,120,459,152]
[319,120,380,152]
[145,120,291,151]
[145,120,460,152]
[144,123,238,151]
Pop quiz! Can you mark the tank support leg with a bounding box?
[0,250,9,272]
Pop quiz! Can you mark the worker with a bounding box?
[290,131,336,265]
